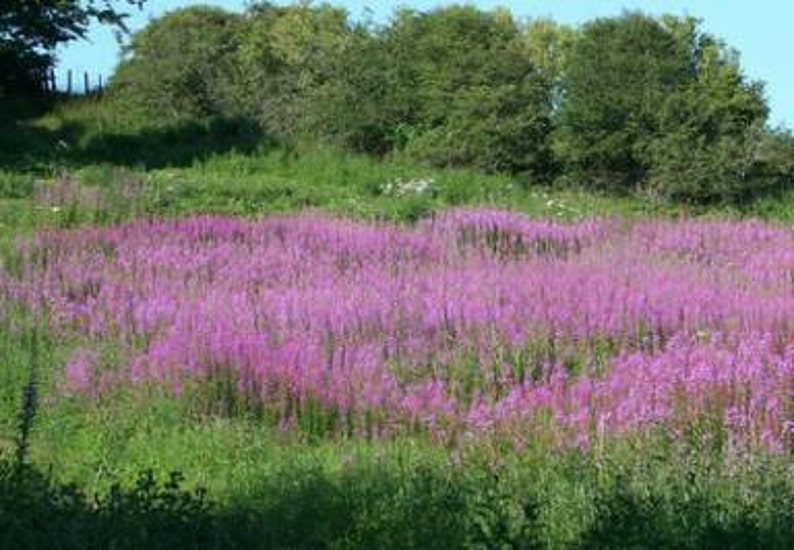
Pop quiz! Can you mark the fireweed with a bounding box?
[1,209,793,450]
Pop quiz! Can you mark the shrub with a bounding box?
[111,7,246,121]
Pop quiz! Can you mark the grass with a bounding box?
[1,96,794,548]
[0,95,714,238]
[0,142,692,245]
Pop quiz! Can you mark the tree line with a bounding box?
[4,2,793,205]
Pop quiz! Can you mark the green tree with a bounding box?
[758,129,794,187]
[337,6,556,176]
[237,1,354,140]
[0,1,143,95]
[301,24,393,153]
[518,19,577,111]
[555,12,691,191]
[555,12,768,202]
[111,6,245,120]
[644,20,768,203]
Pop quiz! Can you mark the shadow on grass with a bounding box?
[232,464,474,550]
[5,423,794,549]
[70,116,267,170]
[0,463,224,549]
[0,457,472,549]
[0,96,267,174]
[578,471,794,550]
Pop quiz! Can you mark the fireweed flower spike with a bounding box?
[2,210,793,450]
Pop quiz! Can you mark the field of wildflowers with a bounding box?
[2,87,794,547]
[4,208,793,457]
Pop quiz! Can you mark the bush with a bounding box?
[372,7,554,177]
[237,2,355,141]
[555,13,768,200]
[111,7,246,121]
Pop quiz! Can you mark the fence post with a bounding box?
[50,70,56,93]
[67,70,73,94]
[38,69,47,93]
[84,71,90,94]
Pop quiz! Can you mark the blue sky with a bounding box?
[58,0,792,128]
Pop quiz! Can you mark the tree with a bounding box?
[339,6,555,176]
[555,12,691,191]
[237,1,354,140]
[555,12,768,201]
[111,6,245,120]
[518,18,577,112]
[644,19,768,203]
[758,129,794,187]
[0,1,144,95]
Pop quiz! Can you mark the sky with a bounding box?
[58,0,792,128]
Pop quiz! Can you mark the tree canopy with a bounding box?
[63,3,794,205]
[0,0,145,95]
[553,12,769,201]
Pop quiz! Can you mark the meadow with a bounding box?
[4,1,794,545]
[3,161,794,547]
[8,209,794,449]
[0,92,793,549]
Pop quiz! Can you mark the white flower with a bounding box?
[383,176,435,196]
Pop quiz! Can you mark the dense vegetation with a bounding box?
[2,2,794,549]
[3,2,793,209]
[4,204,794,548]
[102,3,794,205]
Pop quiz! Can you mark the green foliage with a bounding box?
[0,1,144,96]
[237,1,354,141]
[4,1,790,207]
[0,462,220,550]
[109,4,557,178]
[555,13,696,190]
[643,24,769,203]
[301,24,396,154]
[97,4,790,205]
[518,19,576,92]
[370,6,554,176]
[644,123,761,204]
[5,418,794,549]
[111,6,246,121]
[555,12,769,202]
[0,41,48,96]
[738,127,794,205]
